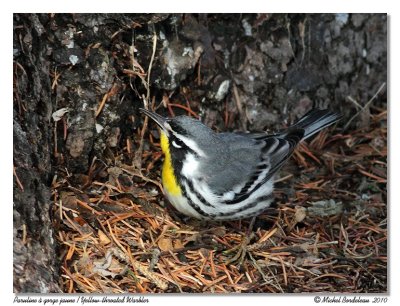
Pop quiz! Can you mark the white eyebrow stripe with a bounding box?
[172,132,206,157]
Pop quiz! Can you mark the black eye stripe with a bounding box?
[171,140,182,148]
[170,136,185,148]
[168,121,188,136]
[168,135,199,159]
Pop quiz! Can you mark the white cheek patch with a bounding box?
[182,153,199,178]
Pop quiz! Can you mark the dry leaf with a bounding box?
[60,191,78,210]
[52,107,71,121]
[295,206,307,223]
[173,239,184,249]
[158,238,173,252]
[98,230,111,245]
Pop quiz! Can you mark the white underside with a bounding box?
[165,179,274,221]
[164,149,275,220]
[165,189,203,219]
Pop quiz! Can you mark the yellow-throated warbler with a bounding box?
[141,108,341,221]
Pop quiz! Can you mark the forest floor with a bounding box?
[52,104,387,293]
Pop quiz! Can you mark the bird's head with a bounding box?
[140,108,215,158]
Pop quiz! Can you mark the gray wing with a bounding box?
[200,131,303,198]
[201,133,263,194]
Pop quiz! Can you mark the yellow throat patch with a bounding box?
[160,132,182,196]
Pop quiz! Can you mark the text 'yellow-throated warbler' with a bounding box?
[141,108,341,221]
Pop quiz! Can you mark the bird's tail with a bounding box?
[290,109,342,139]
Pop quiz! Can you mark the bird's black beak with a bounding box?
[140,108,170,134]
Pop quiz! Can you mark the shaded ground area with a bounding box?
[13,13,387,293]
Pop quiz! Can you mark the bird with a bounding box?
[140,108,341,221]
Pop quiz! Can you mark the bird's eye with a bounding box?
[171,140,182,149]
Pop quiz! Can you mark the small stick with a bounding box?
[169,103,199,118]
[13,165,24,191]
[232,83,247,130]
[134,31,157,170]
[342,82,386,131]
[95,92,109,118]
